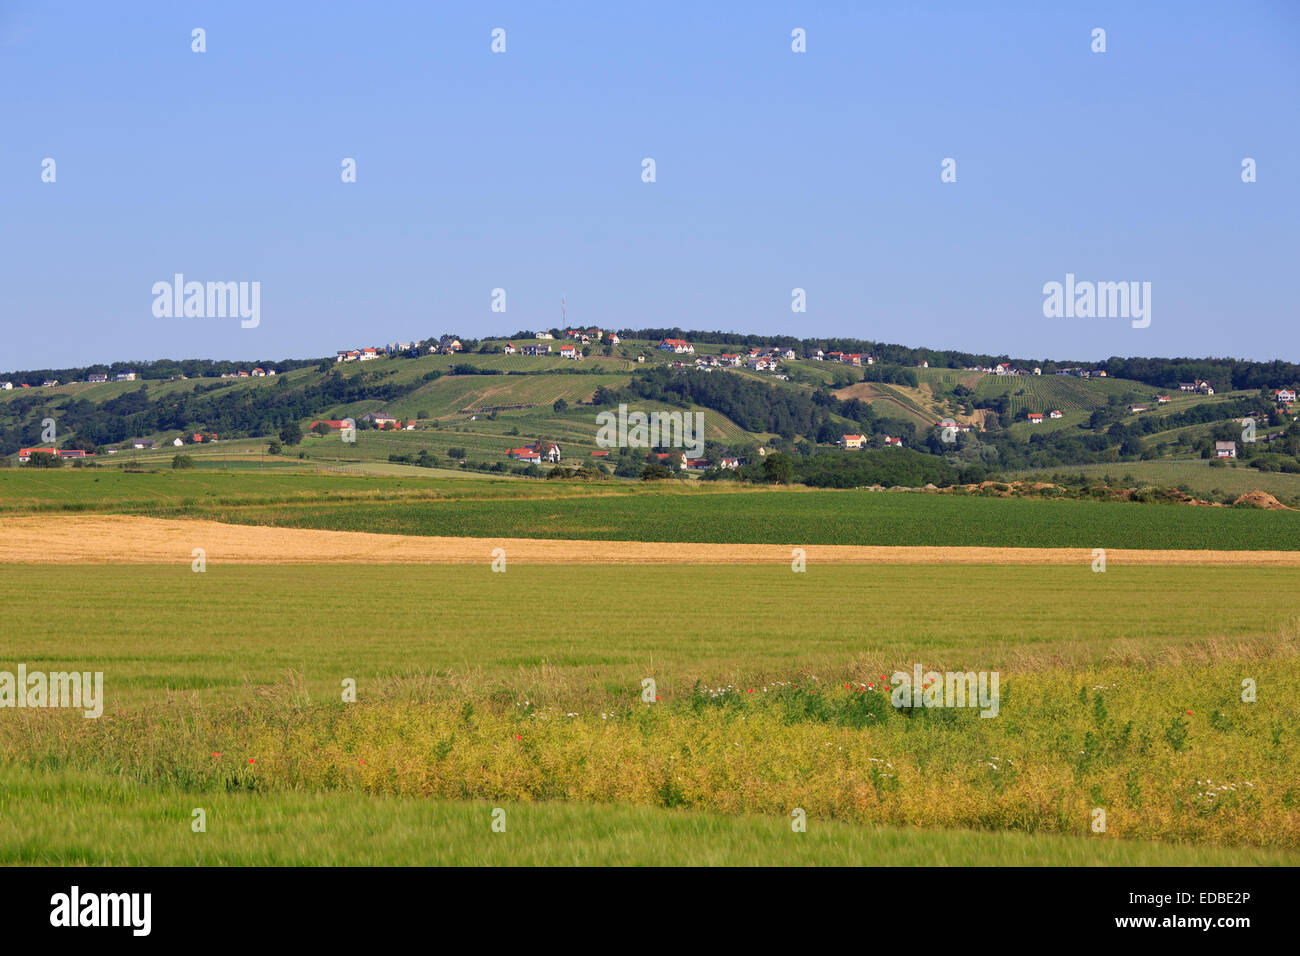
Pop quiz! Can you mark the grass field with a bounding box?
[6,768,1293,866]
[4,470,1299,549]
[3,561,1297,859]
[191,485,1300,549]
[5,563,1299,700]
[4,466,1299,865]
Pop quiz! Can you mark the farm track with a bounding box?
[5,515,1300,567]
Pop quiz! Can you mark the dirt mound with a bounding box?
[1233,491,1292,510]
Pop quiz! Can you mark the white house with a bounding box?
[1215,441,1237,459]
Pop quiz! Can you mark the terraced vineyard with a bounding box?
[974,374,1146,416]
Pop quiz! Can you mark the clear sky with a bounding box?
[2,1,1297,371]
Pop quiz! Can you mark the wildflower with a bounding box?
[211,752,221,758]
[247,758,255,764]
[515,734,521,740]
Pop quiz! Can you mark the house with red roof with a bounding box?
[658,338,694,354]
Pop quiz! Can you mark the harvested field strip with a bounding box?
[5,515,1300,566]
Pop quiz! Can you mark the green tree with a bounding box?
[279,421,303,446]
[553,398,570,414]
[762,453,794,484]
[172,454,195,470]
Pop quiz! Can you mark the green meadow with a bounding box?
[2,564,1299,702]
[4,467,1299,865]
[2,562,1298,862]
[4,470,1300,550]
[4,768,1293,866]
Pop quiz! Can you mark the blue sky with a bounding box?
[2,1,1297,370]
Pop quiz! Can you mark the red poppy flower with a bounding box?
[211,752,221,758]
[247,758,255,764]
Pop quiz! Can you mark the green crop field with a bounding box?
[9,767,1290,866]
[5,464,1299,865]
[4,563,1298,700]
[182,484,1300,549]
[2,562,1298,863]
[5,470,1300,549]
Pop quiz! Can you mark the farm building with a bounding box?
[18,448,91,462]
[658,338,694,354]
[1215,441,1238,459]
